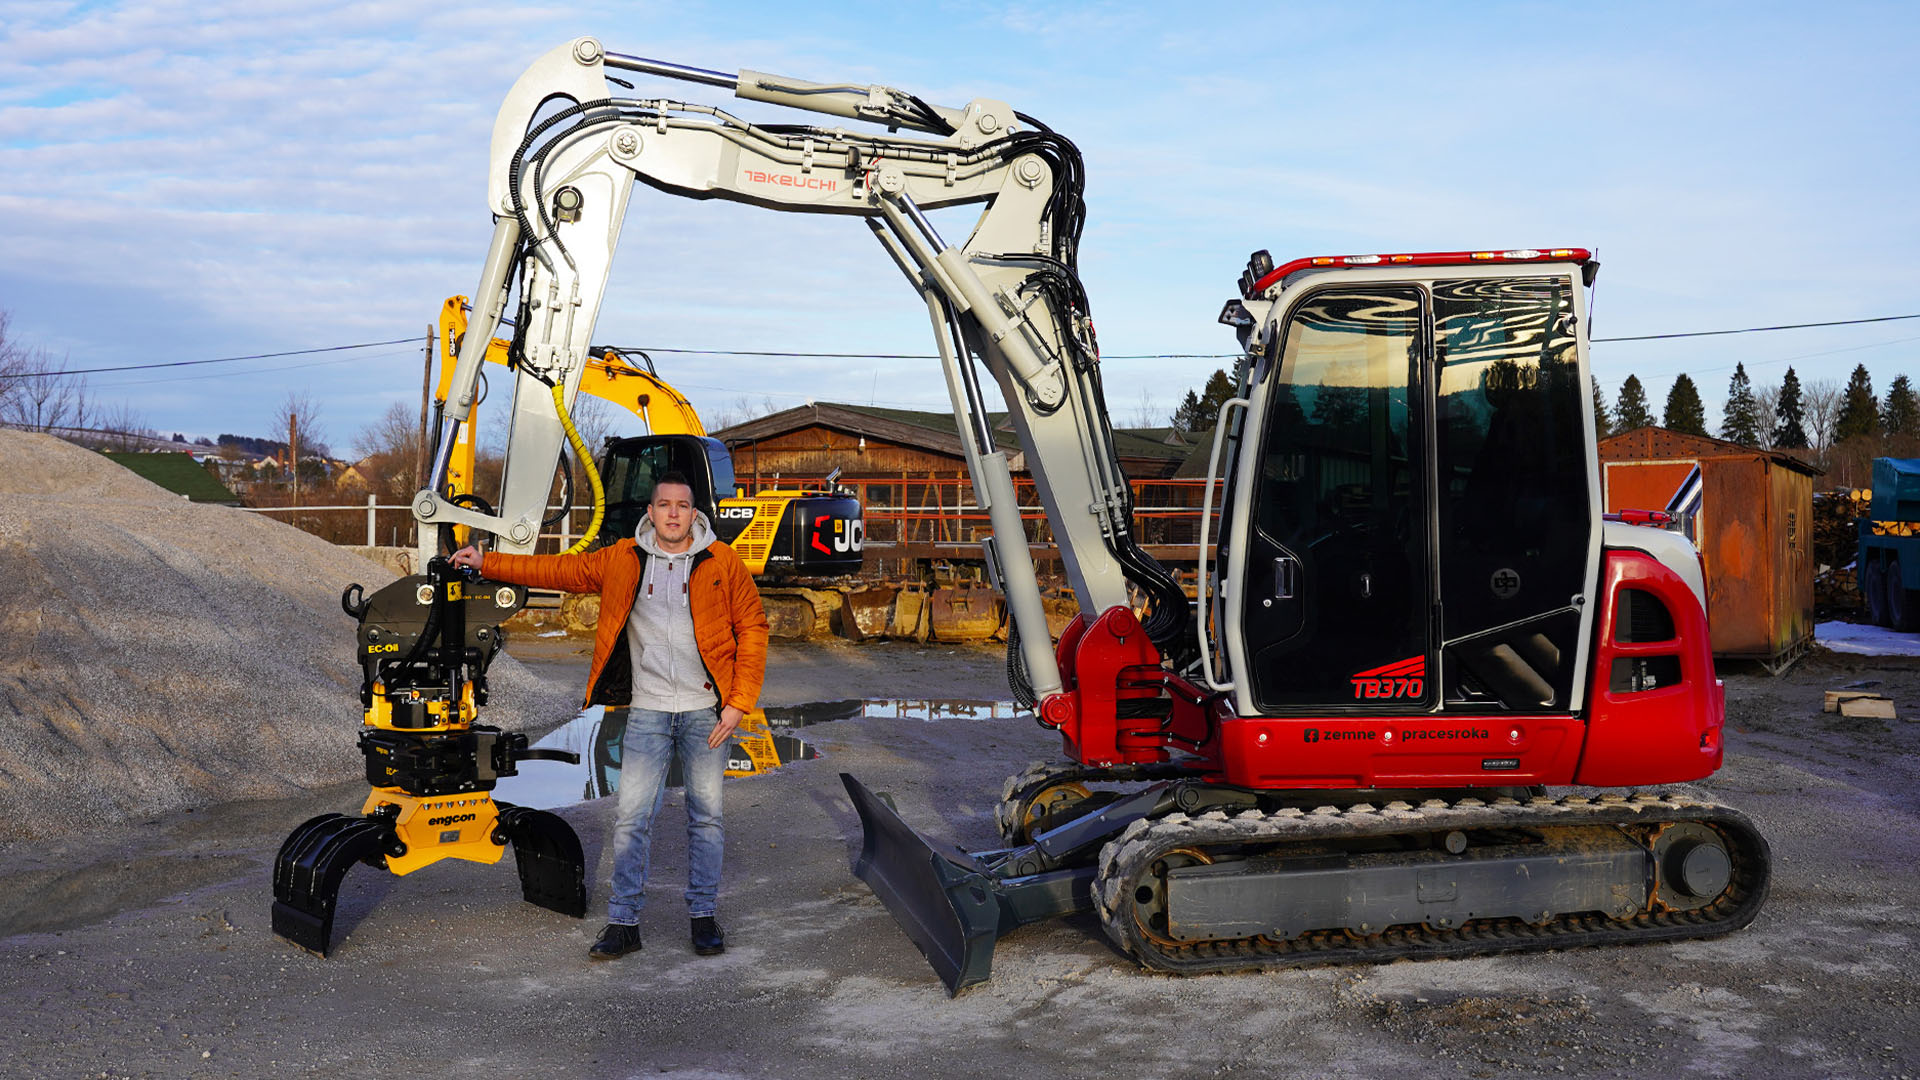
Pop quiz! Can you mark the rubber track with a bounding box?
[1093,791,1772,975]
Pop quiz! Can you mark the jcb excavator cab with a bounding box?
[594,433,734,544]
[594,433,864,575]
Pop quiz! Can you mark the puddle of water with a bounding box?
[491,698,1021,810]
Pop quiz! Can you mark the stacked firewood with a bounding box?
[1813,488,1869,614]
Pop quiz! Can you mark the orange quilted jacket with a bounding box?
[482,539,770,712]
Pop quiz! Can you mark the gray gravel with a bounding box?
[0,640,1914,1079]
[0,430,570,843]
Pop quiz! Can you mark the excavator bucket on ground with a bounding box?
[842,773,1090,994]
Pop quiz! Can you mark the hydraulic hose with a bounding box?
[551,381,605,554]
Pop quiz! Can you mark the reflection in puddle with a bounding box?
[492,698,1020,810]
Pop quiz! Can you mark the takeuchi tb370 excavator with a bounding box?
[278,36,1769,985]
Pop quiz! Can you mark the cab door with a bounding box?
[1232,286,1432,712]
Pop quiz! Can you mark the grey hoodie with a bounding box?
[625,510,720,713]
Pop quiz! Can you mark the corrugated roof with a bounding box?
[713,401,1191,462]
[102,452,242,503]
[1599,425,1824,477]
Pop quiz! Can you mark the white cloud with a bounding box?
[0,1,1915,441]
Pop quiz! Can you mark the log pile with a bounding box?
[1813,488,1869,614]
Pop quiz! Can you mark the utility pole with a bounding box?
[289,412,300,507]
[418,324,434,487]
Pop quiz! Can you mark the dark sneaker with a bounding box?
[589,923,642,961]
[691,916,725,956]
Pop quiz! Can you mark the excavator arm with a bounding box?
[417,36,1190,705]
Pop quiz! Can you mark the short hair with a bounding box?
[650,470,694,502]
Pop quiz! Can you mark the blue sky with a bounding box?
[2,1,1916,451]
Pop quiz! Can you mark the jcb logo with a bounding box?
[811,516,865,555]
[719,506,756,520]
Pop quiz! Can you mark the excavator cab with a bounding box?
[1212,259,1598,735]
[594,433,734,545]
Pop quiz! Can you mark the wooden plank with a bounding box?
[1839,696,1897,720]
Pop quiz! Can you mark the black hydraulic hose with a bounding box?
[1006,616,1039,713]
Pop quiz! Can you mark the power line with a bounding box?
[15,310,1919,384]
[1594,313,1920,343]
[638,346,1237,359]
[0,337,419,379]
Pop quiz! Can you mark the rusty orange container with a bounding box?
[1600,428,1820,667]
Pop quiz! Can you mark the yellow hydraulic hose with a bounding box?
[552,381,606,555]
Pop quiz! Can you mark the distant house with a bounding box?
[102,451,242,505]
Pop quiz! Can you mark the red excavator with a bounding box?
[276,37,1769,988]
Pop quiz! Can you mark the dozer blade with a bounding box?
[271,813,396,956]
[841,773,1014,995]
[495,803,588,918]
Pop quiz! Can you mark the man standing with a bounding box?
[452,471,768,960]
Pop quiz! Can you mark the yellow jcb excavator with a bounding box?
[433,295,863,577]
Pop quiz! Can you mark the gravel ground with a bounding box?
[1,628,1916,1080]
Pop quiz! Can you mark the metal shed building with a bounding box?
[1598,427,1822,668]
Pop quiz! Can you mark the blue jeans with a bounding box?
[606,706,725,925]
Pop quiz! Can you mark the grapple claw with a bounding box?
[270,813,397,956]
[495,803,588,917]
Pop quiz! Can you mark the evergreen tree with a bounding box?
[1773,367,1809,449]
[1170,389,1206,432]
[1592,378,1612,439]
[1719,362,1762,446]
[1663,374,1708,436]
[1882,374,1919,439]
[1169,369,1237,432]
[1613,374,1654,432]
[1835,363,1879,442]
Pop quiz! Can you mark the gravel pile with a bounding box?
[0,430,572,843]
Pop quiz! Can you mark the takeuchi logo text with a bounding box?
[742,169,837,192]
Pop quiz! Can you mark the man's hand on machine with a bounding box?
[710,706,744,748]
[451,545,486,574]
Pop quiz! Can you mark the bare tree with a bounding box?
[706,394,784,432]
[351,400,428,497]
[1803,378,1842,462]
[566,395,628,453]
[1752,384,1780,451]
[273,391,330,503]
[95,400,160,451]
[0,310,91,434]
[273,391,329,459]
[1128,387,1163,429]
